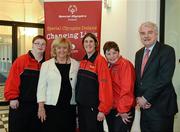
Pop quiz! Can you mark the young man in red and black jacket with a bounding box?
[4,35,47,132]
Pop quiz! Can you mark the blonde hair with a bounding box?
[51,37,72,58]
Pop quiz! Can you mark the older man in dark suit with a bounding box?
[135,21,178,132]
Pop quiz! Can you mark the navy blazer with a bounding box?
[135,41,178,116]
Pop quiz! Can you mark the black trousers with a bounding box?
[42,104,76,132]
[9,102,42,132]
[78,105,104,132]
[140,111,175,132]
[106,108,135,132]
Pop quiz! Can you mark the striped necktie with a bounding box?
[141,48,150,77]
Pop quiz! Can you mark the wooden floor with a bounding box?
[0,106,8,132]
[0,86,4,101]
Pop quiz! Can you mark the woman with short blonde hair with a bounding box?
[37,37,79,132]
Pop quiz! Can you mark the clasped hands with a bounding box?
[136,96,151,109]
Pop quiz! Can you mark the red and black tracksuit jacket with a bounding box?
[76,51,113,114]
[4,51,44,103]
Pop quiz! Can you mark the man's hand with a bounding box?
[116,112,132,124]
[10,99,19,109]
[97,112,105,121]
[136,96,151,109]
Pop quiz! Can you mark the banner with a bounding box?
[44,1,102,60]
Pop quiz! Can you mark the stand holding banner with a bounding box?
[44,0,102,60]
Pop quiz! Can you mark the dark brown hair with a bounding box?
[103,41,120,54]
[32,35,47,43]
[82,33,98,48]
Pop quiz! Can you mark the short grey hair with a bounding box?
[139,21,158,34]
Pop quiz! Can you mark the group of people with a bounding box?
[4,21,178,132]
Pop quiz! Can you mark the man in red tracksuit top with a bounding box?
[4,35,47,132]
[76,33,113,132]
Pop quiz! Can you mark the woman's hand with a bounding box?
[38,102,46,123]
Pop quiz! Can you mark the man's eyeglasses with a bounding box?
[34,43,46,47]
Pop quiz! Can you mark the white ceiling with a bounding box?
[1,0,34,3]
[0,0,44,23]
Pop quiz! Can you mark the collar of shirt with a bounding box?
[83,51,98,63]
[144,43,156,56]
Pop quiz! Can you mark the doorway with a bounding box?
[160,0,180,131]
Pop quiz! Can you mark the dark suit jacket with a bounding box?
[135,41,178,117]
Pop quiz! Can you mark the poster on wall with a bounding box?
[44,0,102,60]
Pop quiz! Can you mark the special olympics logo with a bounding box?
[68,5,77,14]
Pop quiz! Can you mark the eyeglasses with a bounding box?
[34,43,46,47]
